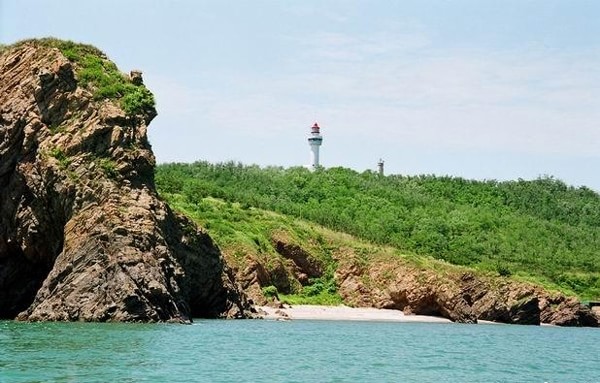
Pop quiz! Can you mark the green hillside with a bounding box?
[155,161,600,300]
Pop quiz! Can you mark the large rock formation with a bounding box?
[0,39,253,322]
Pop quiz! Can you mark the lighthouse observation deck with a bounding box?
[308,122,323,145]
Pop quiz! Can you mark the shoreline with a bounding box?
[257,304,452,323]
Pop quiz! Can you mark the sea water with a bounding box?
[1,319,598,383]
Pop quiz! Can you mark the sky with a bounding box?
[2,0,600,189]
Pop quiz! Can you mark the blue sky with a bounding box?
[3,1,600,189]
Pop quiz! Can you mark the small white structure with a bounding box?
[308,122,323,170]
[377,159,384,176]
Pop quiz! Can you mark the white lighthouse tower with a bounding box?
[308,122,323,170]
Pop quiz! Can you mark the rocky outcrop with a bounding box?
[273,236,323,285]
[333,249,599,326]
[460,273,542,325]
[380,270,477,323]
[540,297,599,327]
[0,40,253,322]
[333,253,476,323]
[237,258,272,305]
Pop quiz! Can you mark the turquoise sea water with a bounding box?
[1,319,598,383]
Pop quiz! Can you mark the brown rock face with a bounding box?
[539,297,599,327]
[334,250,598,327]
[0,41,253,322]
[273,238,323,285]
[460,273,542,325]
[334,254,476,324]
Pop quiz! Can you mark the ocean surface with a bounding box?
[1,319,598,383]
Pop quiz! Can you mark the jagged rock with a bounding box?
[0,40,253,322]
[129,70,143,85]
[540,297,599,327]
[228,237,317,304]
[239,258,271,289]
[461,273,541,325]
[237,258,272,305]
[272,237,323,282]
[508,297,540,325]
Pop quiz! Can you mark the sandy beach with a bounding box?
[258,304,452,323]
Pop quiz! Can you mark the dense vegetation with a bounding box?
[164,193,345,305]
[6,38,155,116]
[156,161,600,300]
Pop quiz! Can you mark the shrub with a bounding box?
[121,85,155,115]
[98,158,117,178]
[25,38,155,117]
[262,285,279,299]
[48,148,71,169]
[74,53,155,115]
[496,263,512,277]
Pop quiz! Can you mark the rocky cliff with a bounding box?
[0,39,253,322]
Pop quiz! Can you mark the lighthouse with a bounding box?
[308,122,323,170]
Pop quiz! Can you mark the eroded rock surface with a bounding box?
[334,250,598,326]
[0,41,253,322]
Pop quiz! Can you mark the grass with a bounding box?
[279,291,344,306]
[76,53,154,115]
[48,148,71,169]
[280,273,344,305]
[48,122,66,134]
[159,192,492,305]
[98,158,117,178]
